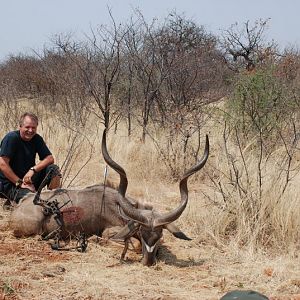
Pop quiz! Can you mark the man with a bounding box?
[0,112,61,204]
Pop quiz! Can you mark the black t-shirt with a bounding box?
[0,130,51,186]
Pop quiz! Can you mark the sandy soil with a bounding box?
[1,200,300,300]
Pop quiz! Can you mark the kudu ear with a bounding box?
[164,223,192,241]
[110,221,140,242]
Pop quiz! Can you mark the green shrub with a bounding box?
[227,67,296,149]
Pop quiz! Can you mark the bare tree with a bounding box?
[53,10,124,129]
[143,13,228,176]
[221,19,277,71]
[123,12,167,142]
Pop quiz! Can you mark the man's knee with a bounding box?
[47,164,62,190]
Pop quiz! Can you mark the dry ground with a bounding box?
[1,199,300,300]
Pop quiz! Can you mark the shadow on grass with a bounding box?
[157,244,205,267]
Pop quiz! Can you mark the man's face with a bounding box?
[19,116,38,141]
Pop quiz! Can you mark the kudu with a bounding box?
[9,129,209,266]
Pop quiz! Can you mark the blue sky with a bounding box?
[1,0,300,61]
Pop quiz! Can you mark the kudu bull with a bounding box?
[9,129,209,266]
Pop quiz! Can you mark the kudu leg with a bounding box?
[120,238,129,261]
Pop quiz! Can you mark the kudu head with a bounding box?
[101,129,209,266]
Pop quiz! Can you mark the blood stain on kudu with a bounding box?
[61,206,84,225]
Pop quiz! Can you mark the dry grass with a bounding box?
[1,208,300,299]
[0,100,300,299]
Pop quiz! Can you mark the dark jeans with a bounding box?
[0,164,60,204]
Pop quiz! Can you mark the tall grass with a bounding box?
[191,121,300,256]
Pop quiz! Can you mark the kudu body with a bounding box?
[9,130,209,266]
[9,185,137,239]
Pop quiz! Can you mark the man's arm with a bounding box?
[32,154,54,173]
[0,156,20,185]
[23,154,54,184]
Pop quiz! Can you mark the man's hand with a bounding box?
[21,182,36,192]
[23,169,35,184]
